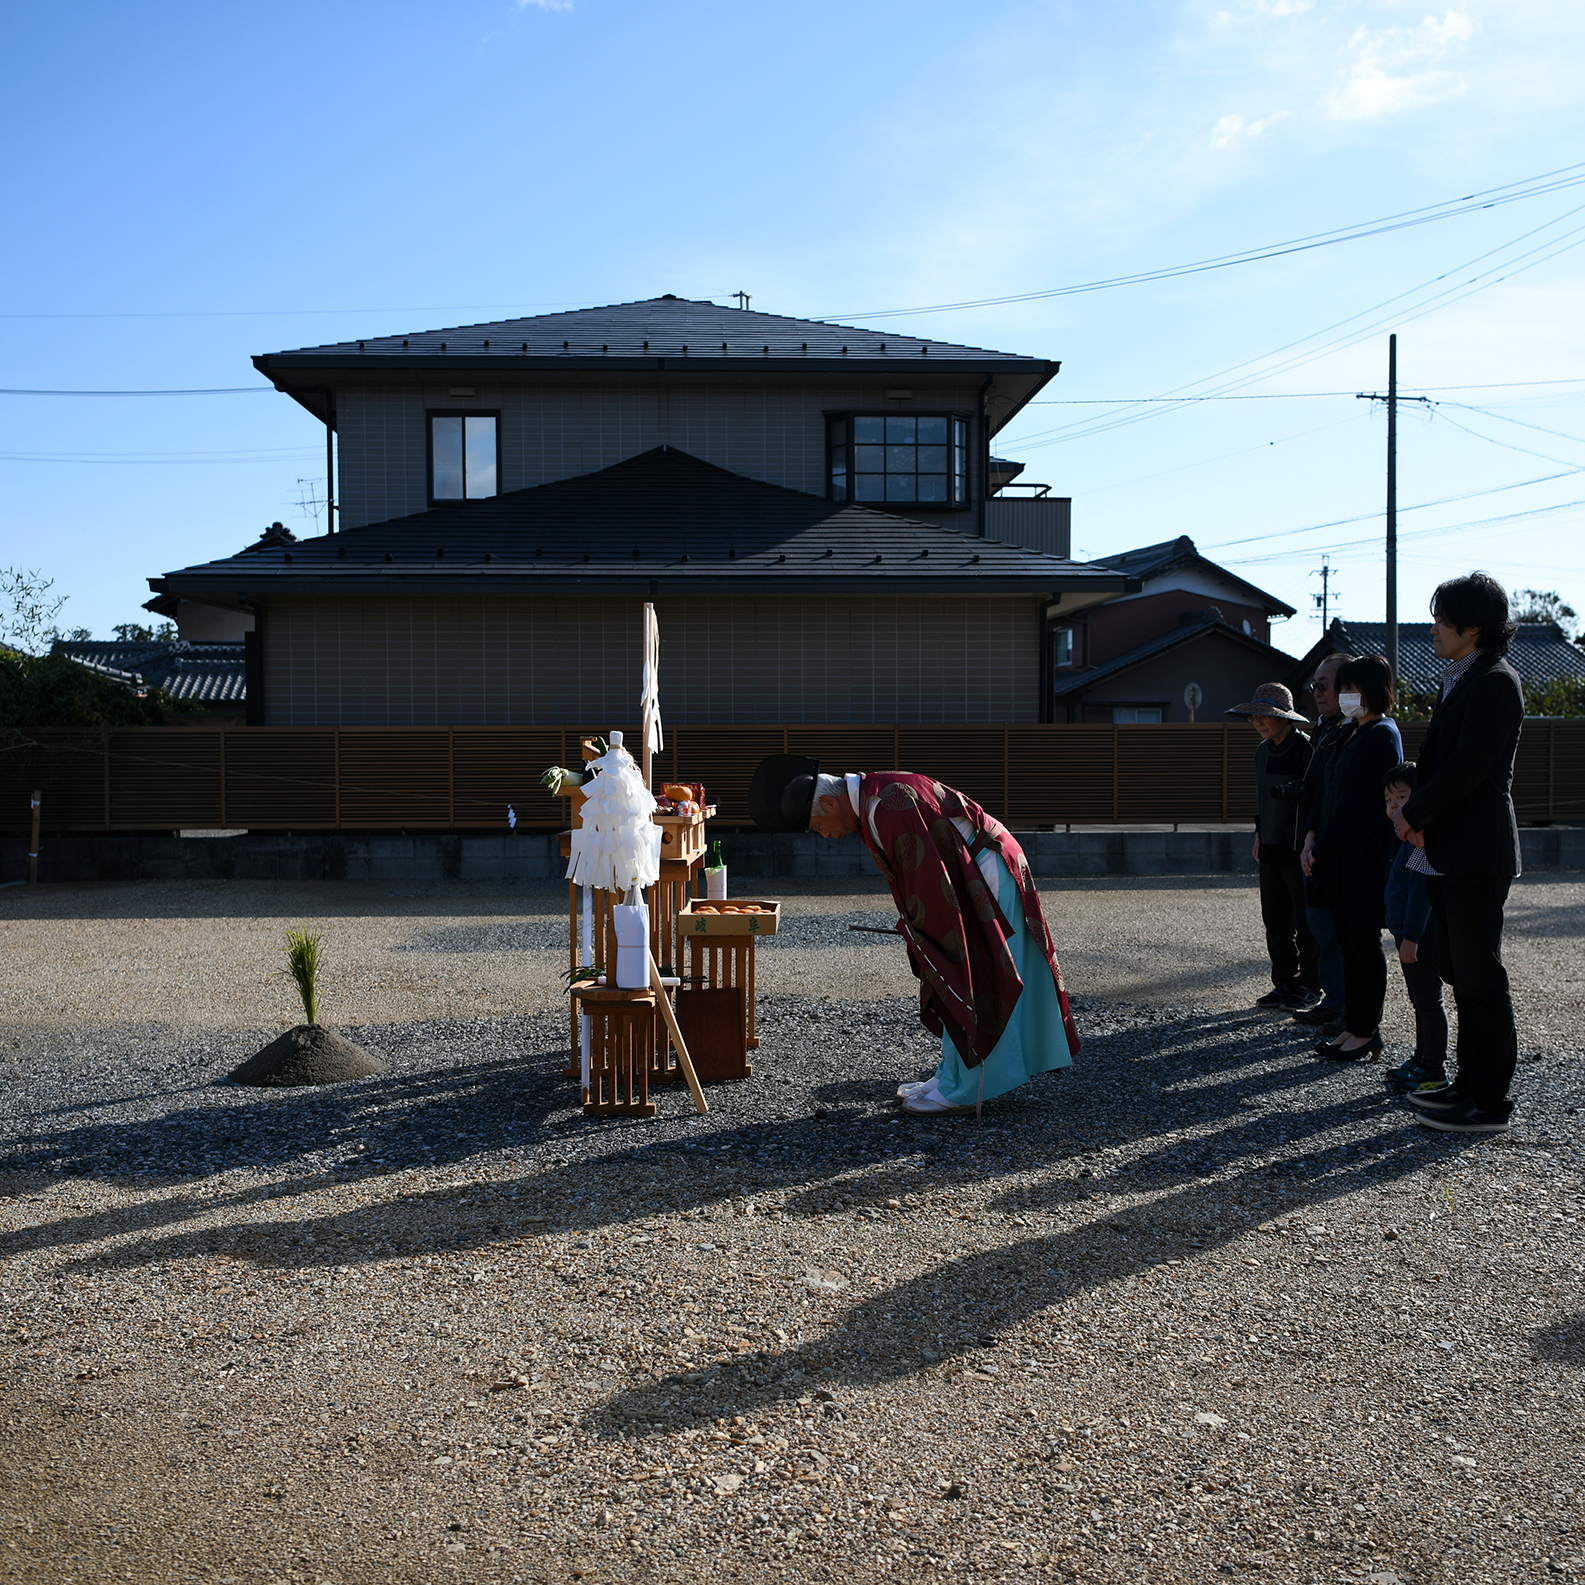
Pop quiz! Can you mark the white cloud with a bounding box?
[517,0,572,10]
[1325,10,1474,121]
[1210,109,1292,148]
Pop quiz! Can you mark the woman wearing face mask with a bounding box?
[1301,654,1404,1061]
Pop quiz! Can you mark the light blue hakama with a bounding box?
[932,850,1072,1106]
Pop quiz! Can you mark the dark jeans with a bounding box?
[1305,903,1346,1014]
[1337,925,1387,1039]
[1427,875,1517,1108]
[1258,845,1321,989]
[1394,923,1448,1073]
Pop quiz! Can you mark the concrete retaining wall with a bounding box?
[5,826,1582,886]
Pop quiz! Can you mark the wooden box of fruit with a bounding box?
[678,899,781,937]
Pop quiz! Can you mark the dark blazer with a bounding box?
[1401,653,1525,878]
[1311,717,1404,931]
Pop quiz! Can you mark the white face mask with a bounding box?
[1339,691,1365,720]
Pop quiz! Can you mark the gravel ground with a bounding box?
[1,874,1583,1585]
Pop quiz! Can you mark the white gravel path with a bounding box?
[1,874,1582,1585]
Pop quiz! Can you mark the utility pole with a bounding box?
[1356,337,1429,686]
[1311,556,1338,629]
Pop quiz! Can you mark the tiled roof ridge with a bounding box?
[269,294,1036,362]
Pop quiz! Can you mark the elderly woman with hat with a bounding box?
[1227,683,1323,1012]
[748,755,1080,1117]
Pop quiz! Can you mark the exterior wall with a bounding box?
[984,497,1070,557]
[176,600,254,641]
[1085,586,1274,664]
[1060,629,1297,725]
[334,378,987,531]
[261,594,1042,726]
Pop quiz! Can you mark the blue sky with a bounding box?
[4,0,1584,650]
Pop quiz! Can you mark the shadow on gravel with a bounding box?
[1530,1314,1585,1366]
[5,1002,1482,1433]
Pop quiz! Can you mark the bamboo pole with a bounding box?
[649,951,707,1114]
[28,790,41,884]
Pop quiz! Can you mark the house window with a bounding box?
[429,412,498,501]
[828,414,969,507]
[1112,707,1162,723]
[1052,626,1074,668]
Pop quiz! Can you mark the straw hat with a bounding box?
[1225,682,1310,722]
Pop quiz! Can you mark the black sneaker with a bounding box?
[1292,1002,1342,1026]
[1405,1084,1464,1111]
[1256,983,1312,1009]
[1387,1061,1447,1095]
[1418,1098,1513,1134]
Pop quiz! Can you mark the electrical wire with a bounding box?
[1005,208,1585,452]
[1028,377,1585,404]
[0,386,274,397]
[814,161,1585,321]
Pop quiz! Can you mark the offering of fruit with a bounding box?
[662,784,693,802]
[693,904,720,915]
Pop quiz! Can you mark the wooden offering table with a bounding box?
[677,900,781,1059]
[574,986,659,1117]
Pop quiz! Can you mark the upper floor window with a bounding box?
[1052,626,1074,668]
[429,412,498,502]
[827,413,969,507]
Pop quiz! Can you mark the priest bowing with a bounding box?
[749,756,1079,1116]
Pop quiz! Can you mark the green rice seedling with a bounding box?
[279,925,324,1025]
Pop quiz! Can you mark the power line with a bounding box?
[1203,467,1585,551]
[0,386,273,397]
[815,160,1585,320]
[1028,377,1585,404]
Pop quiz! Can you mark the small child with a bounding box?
[1382,762,1450,1096]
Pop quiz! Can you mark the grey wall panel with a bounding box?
[261,594,1040,725]
[334,380,986,529]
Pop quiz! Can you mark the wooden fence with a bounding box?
[4,720,1583,834]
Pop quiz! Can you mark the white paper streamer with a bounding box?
[566,734,660,893]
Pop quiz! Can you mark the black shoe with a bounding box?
[1406,1084,1465,1112]
[1292,1002,1342,1026]
[1418,1098,1513,1134]
[1257,983,1314,1009]
[1320,1031,1384,1063]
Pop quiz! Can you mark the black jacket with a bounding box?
[1310,718,1404,932]
[1401,652,1525,878]
[1254,729,1311,848]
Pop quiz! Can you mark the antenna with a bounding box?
[732,290,751,311]
[1310,555,1339,629]
[293,478,328,532]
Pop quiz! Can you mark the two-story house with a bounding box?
[1050,535,1299,722]
[149,297,1137,728]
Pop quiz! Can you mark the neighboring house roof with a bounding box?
[1052,608,1298,699]
[252,295,1060,433]
[1092,534,1296,618]
[152,445,1138,606]
[52,640,247,704]
[1286,619,1585,695]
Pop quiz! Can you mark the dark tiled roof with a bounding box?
[154,446,1134,603]
[1289,619,1585,693]
[53,640,247,704]
[1052,612,1298,698]
[1091,534,1295,618]
[259,295,1044,369]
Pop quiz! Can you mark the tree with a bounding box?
[0,567,68,656]
[111,621,176,643]
[1512,589,1579,639]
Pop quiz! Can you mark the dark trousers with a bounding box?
[1394,924,1448,1072]
[1258,846,1320,989]
[1427,875,1517,1108]
[1305,903,1346,1014]
[1336,925,1387,1039]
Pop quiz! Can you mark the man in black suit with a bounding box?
[1393,572,1525,1134]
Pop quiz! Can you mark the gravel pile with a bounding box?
[1,876,1582,1585]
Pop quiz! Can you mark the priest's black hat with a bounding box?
[748,754,821,832]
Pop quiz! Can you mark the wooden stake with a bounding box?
[640,600,656,792]
[28,789,40,884]
[649,950,707,1114]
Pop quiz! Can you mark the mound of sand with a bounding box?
[228,1025,384,1087]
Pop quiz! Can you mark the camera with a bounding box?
[1270,780,1306,802]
